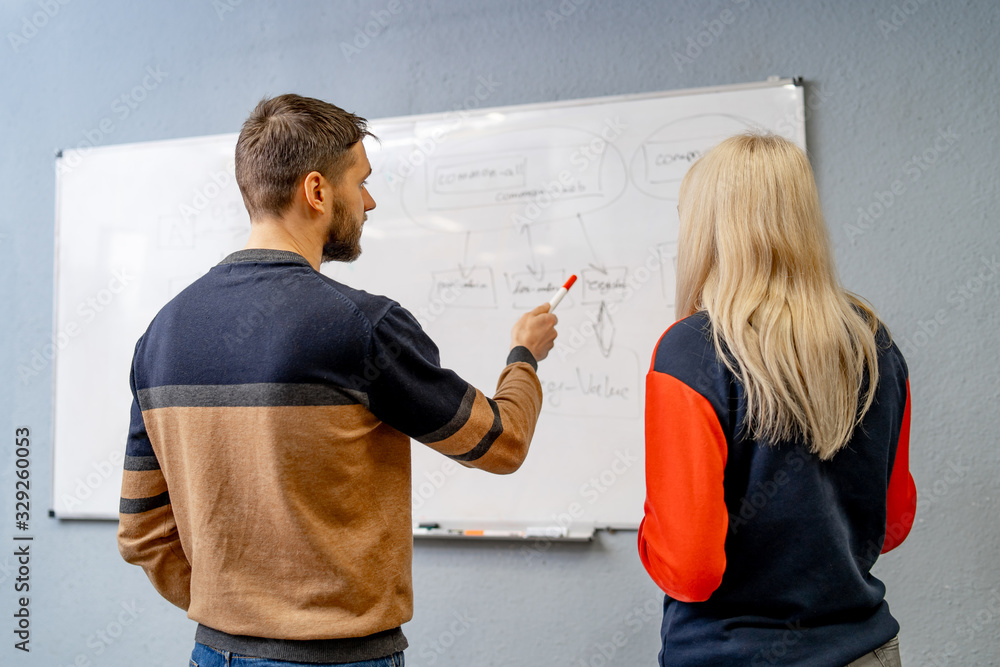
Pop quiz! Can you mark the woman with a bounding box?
[638,134,916,666]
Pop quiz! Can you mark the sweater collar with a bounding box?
[218,249,312,267]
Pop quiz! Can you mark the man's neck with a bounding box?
[243,218,323,271]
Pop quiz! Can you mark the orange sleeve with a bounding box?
[638,370,729,602]
[882,379,916,553]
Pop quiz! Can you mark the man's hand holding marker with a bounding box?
[509,275,577,362]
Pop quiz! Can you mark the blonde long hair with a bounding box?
[675,133,881,460]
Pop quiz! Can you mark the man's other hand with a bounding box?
[510,303,558,362]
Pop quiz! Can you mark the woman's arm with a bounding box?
[882,379,916,553]
[639,363,729,602]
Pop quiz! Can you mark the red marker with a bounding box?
[548,275,577,312]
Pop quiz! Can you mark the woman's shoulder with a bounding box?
[653,311,713,355]
[650,311,726,379]
[847,299,909,376]
[649,311,735,429]
[874,324,910,383]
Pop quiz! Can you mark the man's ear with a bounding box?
[301,171,326,213]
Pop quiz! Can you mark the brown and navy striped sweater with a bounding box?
[117,249,543,662]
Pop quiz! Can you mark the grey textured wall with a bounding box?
[1,1,997,665]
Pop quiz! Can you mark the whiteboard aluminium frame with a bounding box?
[372,75,803,140]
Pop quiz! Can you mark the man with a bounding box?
[117,94,557,665]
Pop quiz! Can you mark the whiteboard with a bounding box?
[52,79,806,530]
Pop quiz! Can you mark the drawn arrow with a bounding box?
[578,213,607,274]
[458,231,476,279]
[595,301,615,358]
[521,225,544,280]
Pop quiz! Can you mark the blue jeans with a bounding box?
[190,642,404,666]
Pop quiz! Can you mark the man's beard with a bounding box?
[321,199,363,263]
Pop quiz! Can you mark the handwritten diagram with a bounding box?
[355,102,800,429]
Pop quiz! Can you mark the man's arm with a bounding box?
[363,303,557,474]
[117,346,192,610]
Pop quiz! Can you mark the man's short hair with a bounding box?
[235,94,373,221]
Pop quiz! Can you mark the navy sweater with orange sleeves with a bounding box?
[639,311,916,667]
[117,249,543,663]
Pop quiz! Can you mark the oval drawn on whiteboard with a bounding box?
[630,114,757,200]
[398,125,628,233]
